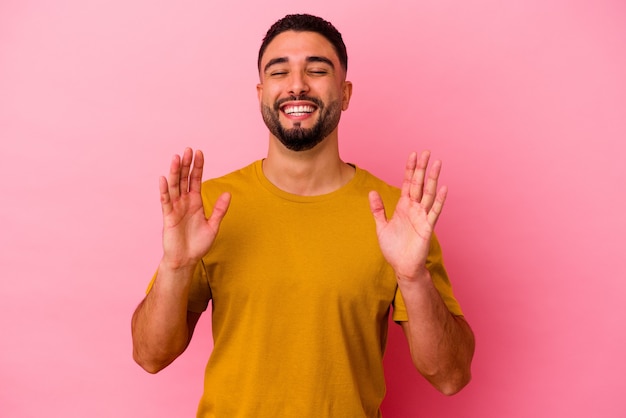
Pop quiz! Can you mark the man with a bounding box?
[132,13,474,418]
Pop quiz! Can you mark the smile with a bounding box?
[282,105,316,116]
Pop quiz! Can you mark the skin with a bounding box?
[131,149,230,373]
[132,30,474,394]
[369,151,475,394]
[257,31,354,196]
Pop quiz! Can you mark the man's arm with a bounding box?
[131,264,202,373]
[369,151,474,395]
[397,275,475,395]
[131,148,230,373]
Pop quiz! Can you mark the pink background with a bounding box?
[1,1,625,417]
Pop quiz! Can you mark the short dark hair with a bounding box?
[258,14,348,73]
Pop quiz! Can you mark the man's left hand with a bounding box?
[369,150,447,283]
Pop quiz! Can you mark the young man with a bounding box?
[132,14,475,418]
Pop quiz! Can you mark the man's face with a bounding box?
[257,31,352,151]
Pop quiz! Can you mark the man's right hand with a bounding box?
[159,148,231,270]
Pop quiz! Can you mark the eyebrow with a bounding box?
[263,56,335,73]
[306,56,335,69]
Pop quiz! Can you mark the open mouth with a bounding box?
[281,103,317,117]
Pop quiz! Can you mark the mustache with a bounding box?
[274,95,323,111]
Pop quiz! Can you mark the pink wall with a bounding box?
[1,1,625,417]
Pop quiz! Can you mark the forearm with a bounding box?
[398,270,475,395]
[131,260,196,373]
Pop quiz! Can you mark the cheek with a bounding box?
[264,89,284,108]
[258,82,278,102]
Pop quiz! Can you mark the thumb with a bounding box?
[368,191,388,227]
[207,192,231,232]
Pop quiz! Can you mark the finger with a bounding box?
[167,154,182,199]
[189,150,204,194]
[421,159,442,211]
[206,192,231,234]
[179,148,193,194]
[427,185,447,226]
[400,152,418,198]
[159,176,173,216]
[368,191,388,230]
[409,150,430,202]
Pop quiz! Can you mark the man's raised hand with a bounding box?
[159,148,230,270]
[369,151,447,282]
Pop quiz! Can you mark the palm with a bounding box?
[369,151,446,281]
[160,149,230,268]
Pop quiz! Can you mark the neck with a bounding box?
[263,131,355,196]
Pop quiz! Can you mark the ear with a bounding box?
[341,81,353,111]
[256,82,264,104]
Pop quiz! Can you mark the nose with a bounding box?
[287,71,309,97]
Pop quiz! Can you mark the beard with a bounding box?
[261,96,342,152]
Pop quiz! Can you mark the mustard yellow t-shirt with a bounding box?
[179,161,461,417]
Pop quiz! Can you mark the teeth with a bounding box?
[284,105,315,115]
